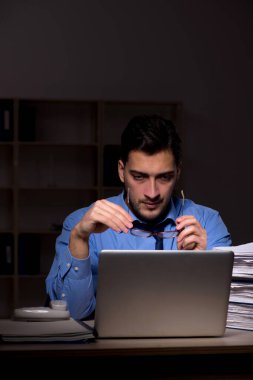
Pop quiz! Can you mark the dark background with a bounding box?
[0,0,252,245]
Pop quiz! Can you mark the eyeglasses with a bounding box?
[127,189,185,239]
[130,228,179,238]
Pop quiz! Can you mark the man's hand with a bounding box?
[70,200,133,259]
[77,199,133,236]
[175,215,207,250]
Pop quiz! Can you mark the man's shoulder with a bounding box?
[63,206,90,228]
[184,198,219,217]
[106,192,123,204]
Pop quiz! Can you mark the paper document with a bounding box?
[0,318,94,342]
[214,243,253,279]
[229,282,253,304]
[214,242,253,331]
[227,303,253,331]
[216,242,253,253]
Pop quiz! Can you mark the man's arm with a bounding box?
[46,200,133,320]
[45,211,96,319]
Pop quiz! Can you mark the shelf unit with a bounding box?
[0,99,182,317]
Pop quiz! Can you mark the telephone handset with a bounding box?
[13,300,70,321]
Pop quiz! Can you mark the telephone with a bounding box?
[13,300,70,321]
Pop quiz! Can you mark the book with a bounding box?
[0,318,94,342]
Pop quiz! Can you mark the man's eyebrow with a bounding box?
[156,170,177,176]
[129,169,176,177]
[129,170,148,176]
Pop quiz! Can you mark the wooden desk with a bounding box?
[1,328,253,379]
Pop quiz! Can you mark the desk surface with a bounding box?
[1,328,253,357]
[1,328,253,379]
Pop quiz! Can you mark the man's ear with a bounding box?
[118,160,125,183]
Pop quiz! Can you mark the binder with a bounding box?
[0,100,14,141]
[0,233,14,275]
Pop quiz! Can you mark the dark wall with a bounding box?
[0,0,252,244]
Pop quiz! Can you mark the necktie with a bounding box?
[153,220,170,250]
[154,235,163,250]
[132,219,171,250]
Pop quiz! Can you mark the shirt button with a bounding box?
[66,263,71,268]
[74,266,79,271]
[61,293,66,298]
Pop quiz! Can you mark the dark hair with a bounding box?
[120,114,182,165]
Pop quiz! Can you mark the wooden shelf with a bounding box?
[0,98,182,316]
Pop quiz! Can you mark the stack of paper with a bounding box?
[214,242,253,331]
[0,318,94,342]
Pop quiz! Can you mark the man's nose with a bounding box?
[144,180,159,199]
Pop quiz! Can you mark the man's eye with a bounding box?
[133,175,144,181]
[160,175,174,181]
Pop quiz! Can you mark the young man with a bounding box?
[46,115,231,320]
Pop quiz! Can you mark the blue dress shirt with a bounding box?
[45,191,232,320]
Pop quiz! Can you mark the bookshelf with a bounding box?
[0,98,182,317]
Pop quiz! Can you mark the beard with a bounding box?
[129,196,171,225]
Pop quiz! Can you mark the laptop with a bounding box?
[94,249,234,338]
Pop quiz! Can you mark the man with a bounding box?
[46,115,231,320]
